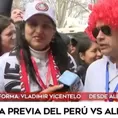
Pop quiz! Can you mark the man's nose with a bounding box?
[96,30,105,42]
[17,12,22,15]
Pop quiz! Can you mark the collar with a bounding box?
[103,56,118,70]
[29,47,50,61]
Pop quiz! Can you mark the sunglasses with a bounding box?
[92,25,111,38]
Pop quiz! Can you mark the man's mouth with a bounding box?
[99,44,108,50]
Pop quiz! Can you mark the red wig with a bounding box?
[86,0,118,41]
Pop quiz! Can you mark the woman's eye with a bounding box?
[92,49,97,53]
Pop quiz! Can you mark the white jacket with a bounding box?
[84,56,118,92]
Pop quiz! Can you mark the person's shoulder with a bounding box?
[0,52,10,61]
[0,51,18,65]
[0,53,10,77]
[88,57,106,71]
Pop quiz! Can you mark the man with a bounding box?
[11,8,23,22]
[84,0,118,93]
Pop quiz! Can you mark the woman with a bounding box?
[77,35,102,84]
[0,1,81,93]
[0,15,16,56]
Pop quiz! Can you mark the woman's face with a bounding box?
[80,42,102,65]
[25,14,56,51]
[1,23,16,53]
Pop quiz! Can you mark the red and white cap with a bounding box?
[23,1,56,24]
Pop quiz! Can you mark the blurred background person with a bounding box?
[69,37,79,65]
[11,8,23,22]
[79,38,102,65]
[59,33,71,51]
[77,34,102,84]
[0,15,16,56]
[60,33,79,66]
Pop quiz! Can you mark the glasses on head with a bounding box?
[92,25,111,38]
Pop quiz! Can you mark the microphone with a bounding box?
[58,70,81,92]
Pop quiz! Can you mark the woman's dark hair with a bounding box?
[15,21,69,82]
[76,34,93,84]
[78,37,92,54]
[14,21,23,29]
[0,15,14,55]
[71,38,78,47]
[77,34,93,68]
[59,33,71,46]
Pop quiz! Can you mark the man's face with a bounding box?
[11,9,23,22]
[93,21,118,57]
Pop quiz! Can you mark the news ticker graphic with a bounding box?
[0,92,118,101]
[0,102,118,118]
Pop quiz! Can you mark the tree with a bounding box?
[13,0,21,9]
[44,0,89,28]
[13,0,89,28]
[90,0,97,4]
[93,0,97,3]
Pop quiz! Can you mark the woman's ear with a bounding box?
[79,52,85,61]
